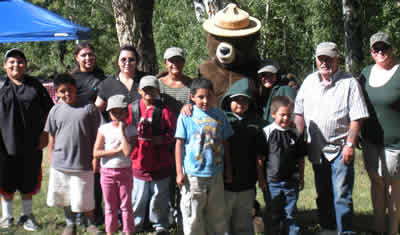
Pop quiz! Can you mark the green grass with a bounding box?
[0,149,375,234]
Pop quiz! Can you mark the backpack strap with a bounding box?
[130,100,140,129]
[130,99,165,137]
[151,100,164,136]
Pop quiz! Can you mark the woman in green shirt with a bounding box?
[360,32,400,235]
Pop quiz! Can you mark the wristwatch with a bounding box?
[345,142,354,148]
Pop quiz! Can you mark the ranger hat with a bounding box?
[203,3,261,37]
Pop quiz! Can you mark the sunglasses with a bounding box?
[372,44,390,54]
[120,57,136,64]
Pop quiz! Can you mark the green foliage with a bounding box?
[245,0,316,79]
[361,0,400,60]
[153,0,207,77]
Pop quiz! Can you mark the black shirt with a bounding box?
[97,71,147,104]
[262,122,305,182]
[72,71,106,106]
[0,75,53,156]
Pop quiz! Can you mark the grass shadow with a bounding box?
[296,209,374,234]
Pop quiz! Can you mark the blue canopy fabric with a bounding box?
[0,0,90,43]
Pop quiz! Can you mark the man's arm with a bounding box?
[39,131,49,149]
[294,114,305,135]
[342,119,362,164]
[48,134,55,164]
[257,154,267,191]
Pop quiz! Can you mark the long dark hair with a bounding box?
[71,42,104,77]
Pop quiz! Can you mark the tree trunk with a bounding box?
[343,0,363,76]
[111,0,158,74]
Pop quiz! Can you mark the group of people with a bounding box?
[0,31,398,235]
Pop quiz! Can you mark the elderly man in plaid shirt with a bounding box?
[294,42,369,235]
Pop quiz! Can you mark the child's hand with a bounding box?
[298,175,304,191]
[176,173,185,189]
[258,179,267,192]
[180,104,193,117]
[119,121,127,132]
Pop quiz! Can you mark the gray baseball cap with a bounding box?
[370,32,391,48]
[230,93,250,99]
[106,94,128,111]
[315,42,339,58]
[139,75,159,90]
[4,48,26,62]
[163,47,184,60]
[258,59,280,74]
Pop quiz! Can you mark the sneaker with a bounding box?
[17,214,41,231]
[62,224,76,235]
[86,224,101,235]
[0,217,14,228]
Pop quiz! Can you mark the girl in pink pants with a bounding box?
[93,94,137,235]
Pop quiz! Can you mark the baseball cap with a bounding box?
[163,47,184,60]
[106,94,128,111]
[139,75,159,90]
[257,59,280,74]
[370,32,391,48]
[4,48,26,62]
[315,42,339,58]
[230,93,250,99]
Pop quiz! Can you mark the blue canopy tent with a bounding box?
[0,0,90,43]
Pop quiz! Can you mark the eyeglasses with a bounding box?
[120,57,136,64]
[372,45,390,54]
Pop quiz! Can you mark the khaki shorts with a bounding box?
[180,172,225,235]
[47,168,95,212]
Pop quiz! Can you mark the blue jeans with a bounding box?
[131,176,170,231]
[313,153,355,234]
[263,180,299,235]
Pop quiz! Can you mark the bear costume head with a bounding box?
[199,4,261,103]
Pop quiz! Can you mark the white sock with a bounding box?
[21,199,32,216]
[1,197,13,219]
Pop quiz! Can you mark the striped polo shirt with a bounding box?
[294,71,369,162]
[159,79,191,116]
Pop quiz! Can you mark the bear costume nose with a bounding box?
[220,47,230,55]
[216,42,235,64]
